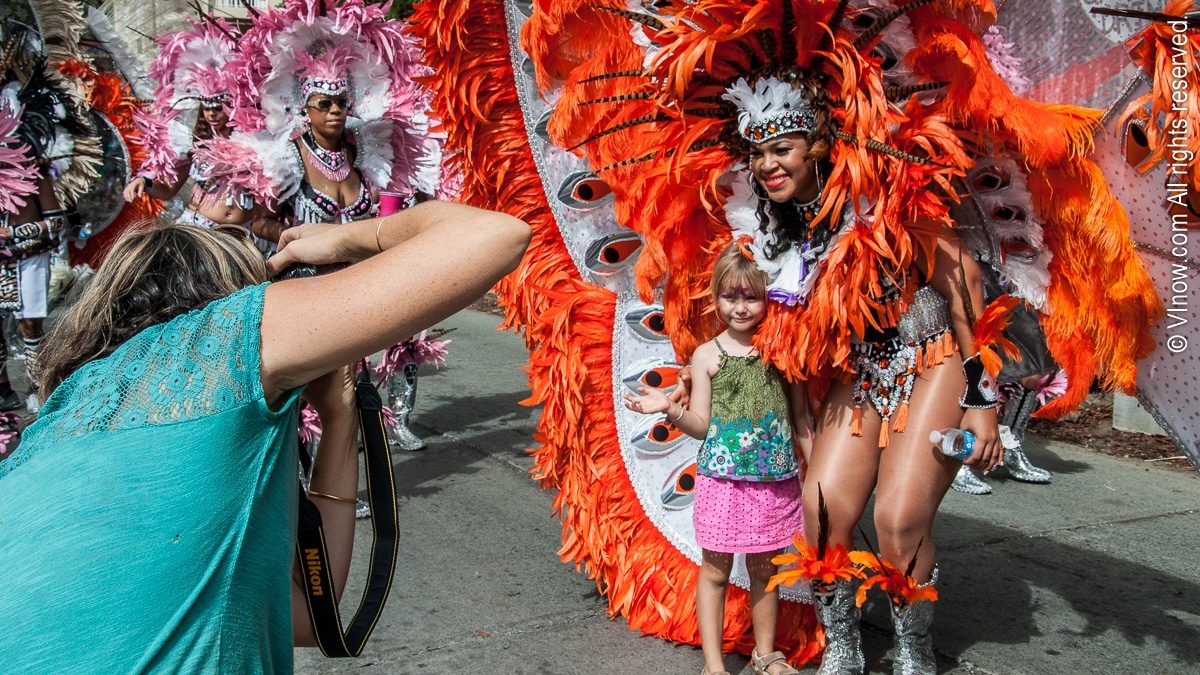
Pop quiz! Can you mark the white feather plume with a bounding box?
[976,158,1051,311]
[85,7,153,100]
[722,77,811,138]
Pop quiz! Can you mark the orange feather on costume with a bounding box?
[413,0,820,663]
[972,295,1022,376]
[1118,0,1200,191]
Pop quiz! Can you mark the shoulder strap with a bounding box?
[713,337,728,356]
[296,371,399,657]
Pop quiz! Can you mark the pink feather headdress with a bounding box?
[296,43,354,103]
[134,18,239,184]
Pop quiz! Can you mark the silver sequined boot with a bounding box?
[890,567,938,675]
[997,388,1051,483]
[950,465,991,495]
[388,362,425,451]
[812,578,865,675]
[23,342,41,414]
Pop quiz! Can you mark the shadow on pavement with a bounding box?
[851,510,1200,671]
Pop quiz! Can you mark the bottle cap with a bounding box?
[928,430,943,443]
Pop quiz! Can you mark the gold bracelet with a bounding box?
[375,218,385,253]
[307,489,358,505]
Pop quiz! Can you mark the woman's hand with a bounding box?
[266,223,350,277]
[960,406,1002,472]
[668,365,692,409]
[123,177,146,202]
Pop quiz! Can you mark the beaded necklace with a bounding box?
[792,191,821,231]
[301,130,351,182]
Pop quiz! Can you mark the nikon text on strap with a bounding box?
[296,373,400,657]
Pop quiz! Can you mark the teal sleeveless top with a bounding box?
[0,283,303,674]
[697,339,798,482]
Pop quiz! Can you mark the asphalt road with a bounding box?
[295,307,1200,675]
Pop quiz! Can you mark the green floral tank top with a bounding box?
[697,338,797,482]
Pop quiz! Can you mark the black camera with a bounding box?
[273,262,349,281]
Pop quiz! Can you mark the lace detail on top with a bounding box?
[1,284,268,478]
[697,338,797,482]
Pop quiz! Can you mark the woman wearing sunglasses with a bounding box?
[250,85,383,247]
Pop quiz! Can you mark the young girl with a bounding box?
[624,242,813,675]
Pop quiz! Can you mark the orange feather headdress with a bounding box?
[543,0,972,382]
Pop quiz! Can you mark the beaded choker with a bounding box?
[793,192,821,227]
[301,131,351,182]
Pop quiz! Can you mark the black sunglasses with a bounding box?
[307,97,351,112]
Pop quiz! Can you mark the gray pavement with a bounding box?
[295,307,1200,675]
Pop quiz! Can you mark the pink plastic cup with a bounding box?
[378,191,404,217]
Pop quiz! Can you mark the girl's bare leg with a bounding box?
[874,354,965,582]
[746,550,782,661]
[698,549,734,673]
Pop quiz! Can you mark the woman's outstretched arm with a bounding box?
[259,202,531,404]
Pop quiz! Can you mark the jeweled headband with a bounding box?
[721,76,817,144]
[199,92,231,110]
[301,76,350,103]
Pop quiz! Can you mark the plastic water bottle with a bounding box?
[929,428,975,461]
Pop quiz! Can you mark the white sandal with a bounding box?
[751,649,800,675]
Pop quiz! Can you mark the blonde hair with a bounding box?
[39,223,267,398]
[711,241,768,300]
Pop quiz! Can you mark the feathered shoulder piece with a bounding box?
[0,101,41,216]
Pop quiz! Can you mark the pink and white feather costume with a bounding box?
[194,0,442,210]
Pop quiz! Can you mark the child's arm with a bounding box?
[623,343,716,440]
[628,341,710,437]
[788,380,815,464]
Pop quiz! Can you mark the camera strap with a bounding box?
[295,375,399,657]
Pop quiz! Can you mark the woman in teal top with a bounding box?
[0,203,530,673]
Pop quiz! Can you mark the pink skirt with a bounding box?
[693,474,804,554]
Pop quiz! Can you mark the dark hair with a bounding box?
[751,155,838,260]
[38,223,267,398]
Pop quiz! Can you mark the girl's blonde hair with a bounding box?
[711,240,768,300]
[38,223,267,399]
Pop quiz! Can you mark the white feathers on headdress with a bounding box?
[721,77,816,143]
[85,7,153,100]
[172,36,235,104]
[260,18,392,140]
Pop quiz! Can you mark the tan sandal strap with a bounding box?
[755,651,799,675]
